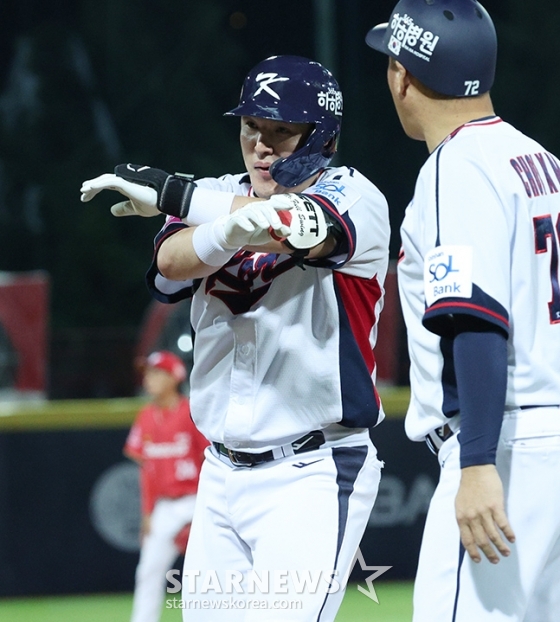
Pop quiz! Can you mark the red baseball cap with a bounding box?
[145,351,187,383]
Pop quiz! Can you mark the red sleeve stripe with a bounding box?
[426,301,509,329]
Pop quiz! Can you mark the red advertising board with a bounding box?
[0,271,49,394]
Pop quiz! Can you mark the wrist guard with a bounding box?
[114,164,196,219]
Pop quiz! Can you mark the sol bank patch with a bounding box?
[424,245,473,307]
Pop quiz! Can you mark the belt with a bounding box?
[425,406,560,455]
[213,430,325,467]
[425,424,455,456]
[519,404,560,410]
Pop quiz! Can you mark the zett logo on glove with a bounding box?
[268,194,328,250]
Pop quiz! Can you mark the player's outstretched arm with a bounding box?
[157,199,291,281]
[158,194,336,281]
[80,164,237,223]
[455,465,515,564]
[82,165,336,261]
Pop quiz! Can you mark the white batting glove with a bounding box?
[216,200,292,249]
[265,193,329,250]
[80,173,160,217]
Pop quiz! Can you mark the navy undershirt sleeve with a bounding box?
[453,322,508,468]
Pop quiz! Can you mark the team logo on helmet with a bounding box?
[366,0,497,97]
[317,88,343,117]
[253,72,289,99]
[388,13,440,62]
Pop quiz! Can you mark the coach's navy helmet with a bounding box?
[225,55,342,188]
[366,0,497,97]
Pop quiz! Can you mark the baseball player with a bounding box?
[124,351,208,622]
[81,55,390,621]
[366,1,560,621]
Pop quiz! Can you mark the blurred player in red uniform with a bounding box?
[124,350,208,622]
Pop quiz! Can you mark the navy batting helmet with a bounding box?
[366,0,497,97]
[225,55,342,188]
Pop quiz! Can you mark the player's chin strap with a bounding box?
[114,164,197,219]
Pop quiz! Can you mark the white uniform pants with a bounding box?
[413,407,560,622]
[131,494,197,622]
[181,435,382,621]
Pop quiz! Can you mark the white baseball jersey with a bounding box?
[398,116,560,441]
[147,166,390,451]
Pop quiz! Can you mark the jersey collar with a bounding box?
[444,115,502,144]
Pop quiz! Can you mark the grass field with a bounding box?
[0,581,413,621]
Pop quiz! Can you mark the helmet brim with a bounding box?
[364,1,497,97]
[224,105,282,122]
[365,23,389,54]
[225,104,309,125]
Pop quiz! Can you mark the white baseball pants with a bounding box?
[180,436,382,621]
[413,407,560,622]
[131,493,197,622]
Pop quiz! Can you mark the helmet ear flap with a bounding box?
[269,123,340,188]
[296,123,316,150]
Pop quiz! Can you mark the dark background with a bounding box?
[0,0,559,397]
